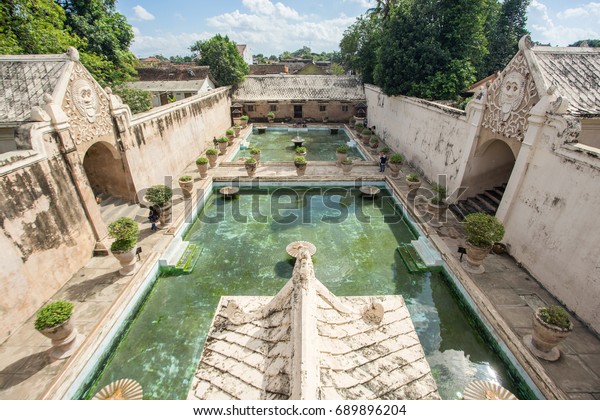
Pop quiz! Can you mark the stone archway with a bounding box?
[83,141,135,202]
[462,139,517,197]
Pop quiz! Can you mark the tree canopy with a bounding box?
[191,35,249,87]
[341,0,531,101]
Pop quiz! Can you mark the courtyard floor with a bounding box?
[1,126,599,400]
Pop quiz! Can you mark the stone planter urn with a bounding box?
[295,163,307,176]
[250,152,261,165]
[218,141,227,154]
[335,152,347,167]
[462,241,492,274]
[240,117,249,128]
[524,307,573,361]
[158,201,172,227]
[38,318,83,360]
[196,162,209,179]
[362,134,371,146]
[427,200,448,227]
[245,159,257,177]
[388,163,402,179]
[179,177,193,198]
[407,179,421,191]
[227,135,234,146]
[341,159,353,175]
[207,153,218,168]
[112,248,139,276]
[234,126,241,137]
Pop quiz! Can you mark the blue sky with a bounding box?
[116,0,600,58]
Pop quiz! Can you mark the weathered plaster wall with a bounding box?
[461,139,517,196]
[502,125,600,334]
[83,141,134,200]
[365,85,469,194]
[244,101,357,123]
[0,155,95,343]
[123,88,232,194]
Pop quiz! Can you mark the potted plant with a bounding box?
[294,156,308,176]
[146,185,173,227]
[381,146,391,154]
[196,157,209,179]
[216,136,228,154]
[34,300,82,359]
[233,123,241,137]
[406,173,421,191]
[206,148,219,168]
[355,122,364,134]
[336,145,348,166]
[369,135,380,149]
[462,212,505,274]
[295,146,307,156]
[341,156,353,175]
[388,153,404,179]
[179,175,194,198]
[361,128,372,145]
[244,157,257,176]
[240,115,249,128]
[108,216,140,275]
[250,147,261,164]
[267,111,275,122]
[225,128,235,145]
[428,183,448,226]
[525,305,573,361]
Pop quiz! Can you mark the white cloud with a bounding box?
[528,0,600,46]
[343,0,375,8]
[131,31,212,58]
[241,0,301,19]
[132,5,155,21]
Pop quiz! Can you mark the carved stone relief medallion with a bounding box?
[72,78,99,123]
[500,71,526,122]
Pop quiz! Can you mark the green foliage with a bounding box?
[250,148,261,155]
[389,153,403,164]
[179,175,192,182]
[361,128,372,135]
[569,39,600,47]
[370,136,380,144]
[341,157,353,165]
[191,34,249,86]
[330,63,346,75]
[111,86,152,114]
[196,157,209,165]
[406,173,420,182]
[240,115,249,121]
[206,149,219,155]
[340,15,382,84]
[34,300,74,330]
[107,216,139,251]
[226,128,234,135]
[146,185,173,206]
[294,156,307,166]
[464,212,505,248]
[355,122,364,130]
[381,146,391,153]
[217,136,229,143]
[538,306,572,330]
[244,157,257,165]
[336,145,349,154]
[267,111,275,118]
[430,183,448,205]
[295,146,307,154]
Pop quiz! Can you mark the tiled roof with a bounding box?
[126,80,207,92]
[188,245,439,400]
[249,64,288,75]
[233,75,365,102]
[0,54,70,124]
[530,46,600,116]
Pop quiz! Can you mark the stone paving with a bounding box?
[1,127,599,400]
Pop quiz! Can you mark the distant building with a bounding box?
[249,64,288,75]
[126,65,216,107]
[236,44,253,66]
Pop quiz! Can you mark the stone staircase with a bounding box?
[97,194,147,225]
[449,184,506,221]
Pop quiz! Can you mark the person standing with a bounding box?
[379,151,388,172]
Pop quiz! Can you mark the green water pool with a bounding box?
[233,128,364,162]
[84,186,534,400]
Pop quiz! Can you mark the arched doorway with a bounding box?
[452,139,517,219]
[83,142,135,202]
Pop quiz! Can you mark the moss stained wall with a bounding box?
[0,156,95,343]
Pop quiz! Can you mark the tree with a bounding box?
[481,0,530,76]
[570,39,600,47]
[340,15,382,84]
[112,87,152,114]
[330,63,346,76]
[190,35,249,86]
[0,0,82,55]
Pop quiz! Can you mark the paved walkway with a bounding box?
[1,129,599,400]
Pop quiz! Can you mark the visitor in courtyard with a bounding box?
[379,151,388,172]
[148,205,160,231]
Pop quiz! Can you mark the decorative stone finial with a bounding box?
[30,106,51,122]
[66,46,80,62]
[105,86,113,94]
[43,93,54,104]
[518,35,534,51]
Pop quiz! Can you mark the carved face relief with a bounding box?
[500,72,525,121]
[73,79,98,123]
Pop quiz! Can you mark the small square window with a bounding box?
[270,104,277,112]
[247,105,255,112]
[341,105,349,112]
[319,105,326,112]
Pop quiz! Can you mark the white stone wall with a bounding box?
[365,85,469,194]
[502,124,600,334]
[123,88,232,194]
